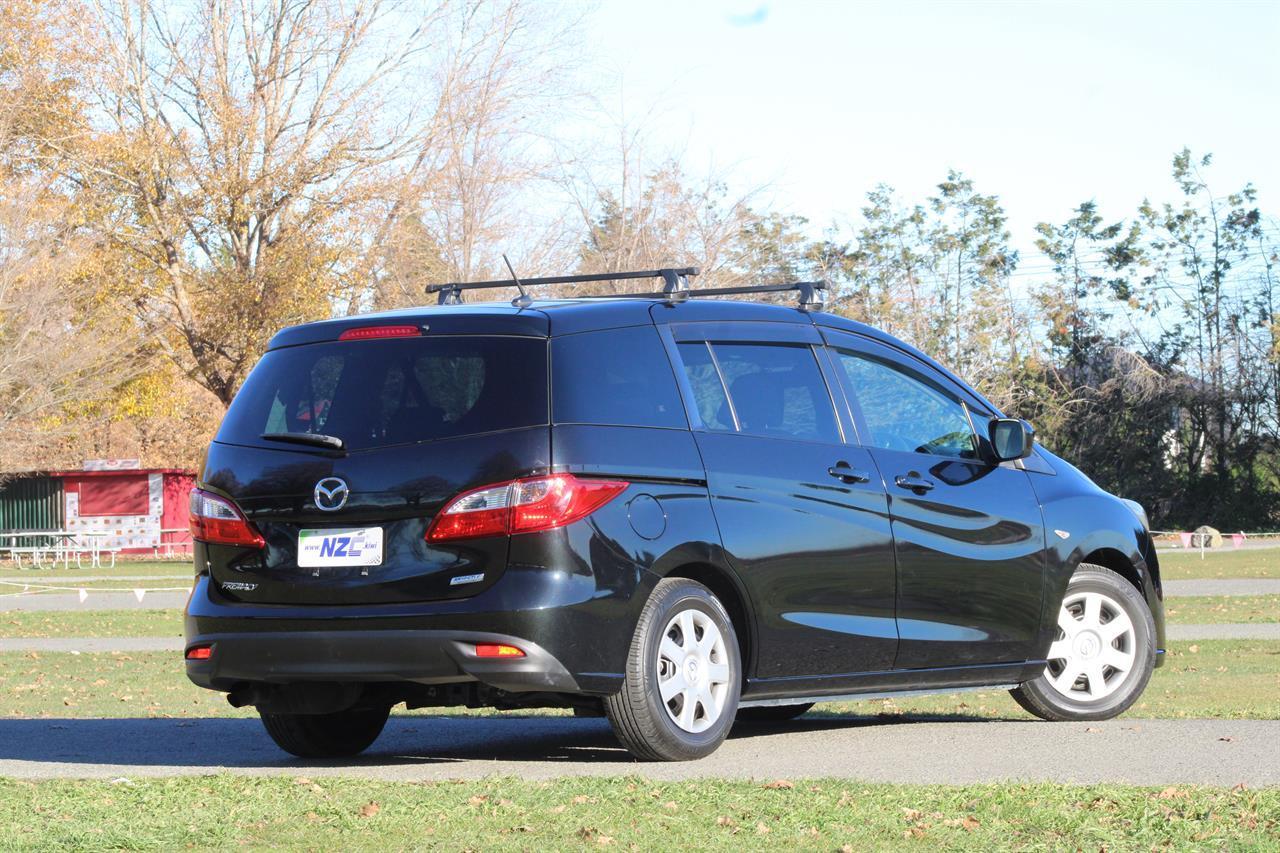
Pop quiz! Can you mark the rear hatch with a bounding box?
[201,325,550,605]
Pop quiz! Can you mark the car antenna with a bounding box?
[504,254,532,308]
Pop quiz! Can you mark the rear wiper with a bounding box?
[260,432,345,451]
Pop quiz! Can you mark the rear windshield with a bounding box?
[217,336,548,451]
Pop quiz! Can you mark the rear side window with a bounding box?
[676,342,733,431]
[552,326,686,429]
[218,336,548,451]
[698,343,840,443]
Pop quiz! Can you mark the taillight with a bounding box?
[185,644,213,661]
[425,474,628,543]
[337,324,421,341]
[189,488,265,549]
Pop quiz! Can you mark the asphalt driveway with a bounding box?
[0,715,1273,786]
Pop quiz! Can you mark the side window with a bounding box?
[836,350,978,459]
[710,343,840,443]
[676,342,734,431]
[552,326,686,428]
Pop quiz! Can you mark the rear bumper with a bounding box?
[185,628,579,694]
[184,561,657,697]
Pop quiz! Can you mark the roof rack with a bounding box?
[581,280,828,312]
[427,267,828,311]
[428,268,699,306]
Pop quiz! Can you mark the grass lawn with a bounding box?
[0,650,250,719]
[1,609,182,639]
[1,641,1277,722]
[1159,547,1280,580]
[1,775,1276,851]
[1166,595,1280,624]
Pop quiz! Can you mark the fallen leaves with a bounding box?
[575,827,614,846]
[761,779,794,790]
[358,802,380,818]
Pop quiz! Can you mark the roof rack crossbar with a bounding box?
[579,280,827,311]
[429,267,698,305]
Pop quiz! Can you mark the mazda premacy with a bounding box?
[185,269,1164,761]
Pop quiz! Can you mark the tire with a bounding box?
[735,702,815,724]
[1011,563,1156,722]
[604,577,742,761]
[259,705,391,758]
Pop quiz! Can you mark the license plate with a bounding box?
[297,527,384,568]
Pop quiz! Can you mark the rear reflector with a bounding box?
[425,474,628,543]
[185,644,213,661]
[337,324,421,341]
[475,643,525,658]
[189,489,265,549]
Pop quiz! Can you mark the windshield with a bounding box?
[216,335,548,452]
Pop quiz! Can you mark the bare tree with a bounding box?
[552,106,768,295]
[375,0,583,308]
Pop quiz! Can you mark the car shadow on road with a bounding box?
[0,711,1035,771]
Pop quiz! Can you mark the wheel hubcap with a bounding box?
[1045,590,1138,702]
[657,608,732,733]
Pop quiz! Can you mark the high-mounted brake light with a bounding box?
[425,474,628,543]
[337,324,421,341]
[189,488,265,549]
[475,643,525,658]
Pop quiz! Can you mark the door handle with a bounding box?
[828,463,871,484]
[894,474,935,492]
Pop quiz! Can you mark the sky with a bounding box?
[585,0,1280,257]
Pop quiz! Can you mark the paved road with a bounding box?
[0,592,189,612]
[1164,579,1280,597]
[0,716,1272,785]
[0,637,182,653]
[0,574,190,583]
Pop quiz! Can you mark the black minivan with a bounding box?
[185,270,1164,761]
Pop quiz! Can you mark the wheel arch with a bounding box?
[663,561,756,679]
[1078,547,1144,598]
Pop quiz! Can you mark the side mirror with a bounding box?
[988,418,1035,462]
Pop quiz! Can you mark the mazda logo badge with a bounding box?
[314,477,349,512]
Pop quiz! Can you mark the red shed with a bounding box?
[50,462,195,555]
